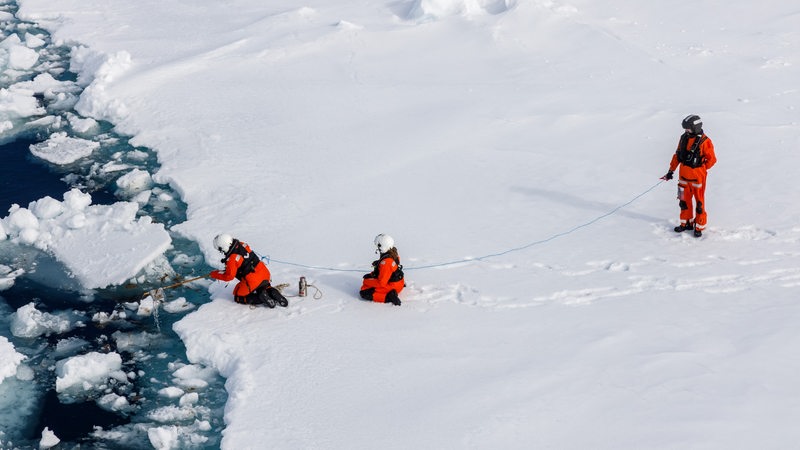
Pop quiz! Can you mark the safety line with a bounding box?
[266,180,666,273]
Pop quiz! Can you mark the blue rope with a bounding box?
[263,256,365,273]
[266,180,665,273]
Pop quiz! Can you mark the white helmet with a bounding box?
[213,233,234,254]
[374,234,395,254]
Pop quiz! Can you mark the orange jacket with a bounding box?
[669,133,716,183]
[210,241,271,297]
[361,255,405,302]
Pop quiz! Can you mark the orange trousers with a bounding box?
[678,178,707,230]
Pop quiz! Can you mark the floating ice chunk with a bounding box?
[148,405,196,423]
[179,392,199,406]
[29,131,100,165]
[54,337,90,359]
[112,330,159,352]
[0,336,25,385]
[1,34,39,70]
[11,303,77,338]
[163,297,196,313]
[158,386,185,399]
[0,83,44,118]
[0,188,172,289]
[172,364,216,390]
[146,423,209,450]
[55,351,127,398]
[24,33,46,49]
[98,392,132,413]
[126,149,149,161]
[39,427,60,449]
[148,425,179,450]
[137,296,156,317]
[116,168,154,197]
[67,113,99,133]
[15,364,34,381]
[0,264,24,291]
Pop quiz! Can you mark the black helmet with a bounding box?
[681,114,703,135]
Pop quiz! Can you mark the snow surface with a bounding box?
[14,0,800,449]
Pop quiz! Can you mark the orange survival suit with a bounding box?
[668,132,717,231]
[210,239,271,303]
[360,253,405,305]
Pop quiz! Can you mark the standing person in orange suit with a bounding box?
[360,234,405,306]
[209,233,288,307]
[661,114,717,237]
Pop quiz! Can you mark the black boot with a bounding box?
[258,288,276,308]
[385,290,401,306]
[693,228,702,238]
[674,221,694,233]
[267,287,289,307]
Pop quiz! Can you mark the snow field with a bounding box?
[9,0,800,448]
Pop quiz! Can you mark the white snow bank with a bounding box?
[0,337,25,385]
[1,188,171,289]
[55,351,127,399]
[10,302,78,338]
[408,0,515,19]
[70,46,131,123]
[29,131,100,164]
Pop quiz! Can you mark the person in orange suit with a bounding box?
[662,114,717,237]
[209,234,288,307]
[360,234,405,306]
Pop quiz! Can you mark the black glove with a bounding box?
[661,171,673,181]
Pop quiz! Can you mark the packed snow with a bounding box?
[10,0,800,449]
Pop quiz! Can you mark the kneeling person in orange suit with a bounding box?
[209,233,288,308]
